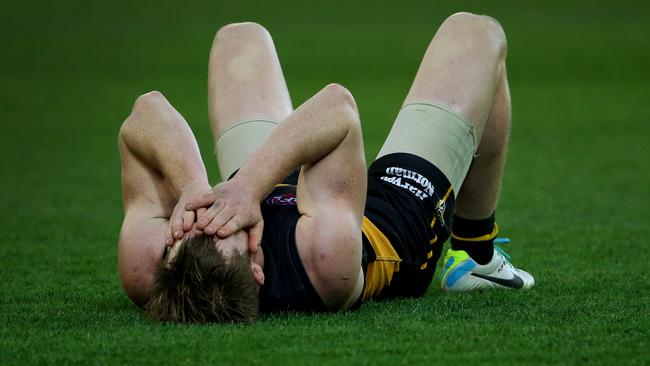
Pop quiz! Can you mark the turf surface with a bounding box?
[1,0,649,364]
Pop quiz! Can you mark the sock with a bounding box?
[450,213,497,265]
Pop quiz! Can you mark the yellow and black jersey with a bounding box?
[257,170,328,313]
[360,152,454,301]
[255,152,454,312]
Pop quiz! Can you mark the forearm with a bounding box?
[120,94,208,195]
[234,84,358,200]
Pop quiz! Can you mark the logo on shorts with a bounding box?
[266,193,297,206]
[435,199,447,227]
[380,167,435,201]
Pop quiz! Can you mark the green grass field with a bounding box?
[1,0,649,364]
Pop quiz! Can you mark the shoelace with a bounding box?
[494,237,512,261]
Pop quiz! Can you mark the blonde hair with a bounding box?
[145,235,258,323]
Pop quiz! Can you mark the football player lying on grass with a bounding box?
[118,12,534,323]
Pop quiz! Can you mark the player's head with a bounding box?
[145,232,259,323]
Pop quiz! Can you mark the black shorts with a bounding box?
[363,152,455,298]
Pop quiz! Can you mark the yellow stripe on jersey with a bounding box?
[361,216,401,301]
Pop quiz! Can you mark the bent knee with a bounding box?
[214,22,271,46]
[443,12,506,38]
[441,12,507,56]
[322,83,359,117]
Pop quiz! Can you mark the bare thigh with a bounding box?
[403,12,507,143]
[376,13,508,190]
[208,22,293,178]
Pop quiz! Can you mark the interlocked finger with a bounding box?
[171,213,184,240]
[204,208,235,236]
[187,190,220,211]
[165,225,174,246]
[196,207,207,222]
[247,221,264,255]
[196,199,225,230]
[182,210,195,231]
[218,216,243,238]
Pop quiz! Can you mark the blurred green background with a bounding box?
[1,0,649,365]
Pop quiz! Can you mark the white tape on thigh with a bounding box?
[377,103,477,192]
[216,120,279,180]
